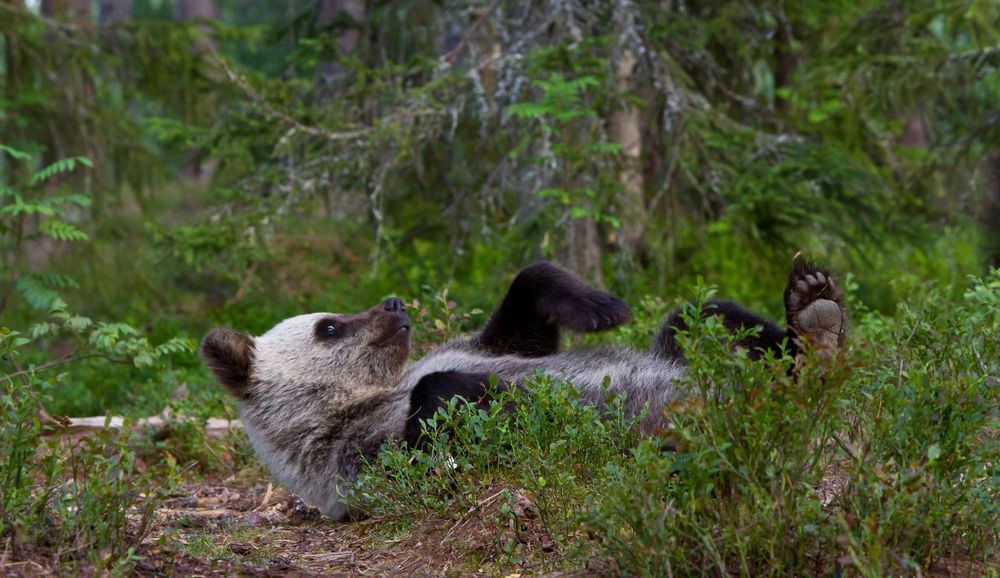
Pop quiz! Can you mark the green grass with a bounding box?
[173,528,281,566]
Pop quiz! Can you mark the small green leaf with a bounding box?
[0,144,31,160]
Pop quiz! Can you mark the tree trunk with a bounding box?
[175,0,217,53]
[175,0,218,54]
[175,0,218,183]
[986,156,1000,269]
[316,0,364,84]
[608,49,646,256]
[41,0,90,19]
[174,0,216,21]
[565,217,605,288]
[94,0,130,221]
[40,0,93,184]
[99,0,130,24]
[773,10,799,110]
[899,114,928,148]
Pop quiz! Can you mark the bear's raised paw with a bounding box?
[783,261,846,354]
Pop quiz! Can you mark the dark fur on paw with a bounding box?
[783,259,846,353]
[475,262,630,357]
[534,280,631,332]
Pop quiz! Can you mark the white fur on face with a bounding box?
[235,311,412,520]
[250,312,408,403]
[253,313,338,388]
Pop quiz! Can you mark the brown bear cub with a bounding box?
[200,260,846,521]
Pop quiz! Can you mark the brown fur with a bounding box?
[199,328,255,397]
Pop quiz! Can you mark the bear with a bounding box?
[199,259,846,521]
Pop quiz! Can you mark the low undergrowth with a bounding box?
[0,331,178,574]
[1,272,997,575]
[350,272,1000,576]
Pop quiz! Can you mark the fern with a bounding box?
[0,144,31,161]
[35,273,79,289]
[38,220,89,242]
[62,315,93,332]
[23,310,192,371]
[1,146,94,317]
[15,276,64,311]
[155,338,197,357]
[30,156,93,184]
[0,196,58,217]
[507,102,550,119]
[89,322,141,350]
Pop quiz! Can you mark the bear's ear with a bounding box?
[199,327,255,397]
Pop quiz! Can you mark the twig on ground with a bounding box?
[833,432,859,461]
[256,482,274,512]
[441,488,507,543]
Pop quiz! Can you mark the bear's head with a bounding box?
[199,297,411,403]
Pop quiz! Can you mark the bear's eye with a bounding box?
[315,319,343,340]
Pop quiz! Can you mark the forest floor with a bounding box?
[3,474,551,577]
[1,416,994,577]
[1,466,994,576]
[127,475,572,577]
[128,475,993,578]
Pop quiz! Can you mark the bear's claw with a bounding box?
[784,260,847,354]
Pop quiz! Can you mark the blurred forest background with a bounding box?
[1,2,999,575]
[2,0,999,416]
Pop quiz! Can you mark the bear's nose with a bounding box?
[382,297,404,313]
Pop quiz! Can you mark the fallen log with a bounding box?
[41,415,242,438]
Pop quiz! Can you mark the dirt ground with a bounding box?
[122,475,990,578]
[0,467,992,577]
[0,472,583,577]
[129,477,576,577]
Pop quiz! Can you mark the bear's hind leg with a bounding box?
[784,260,847,355]
[653,300,792,362]
[653,260,847,363]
